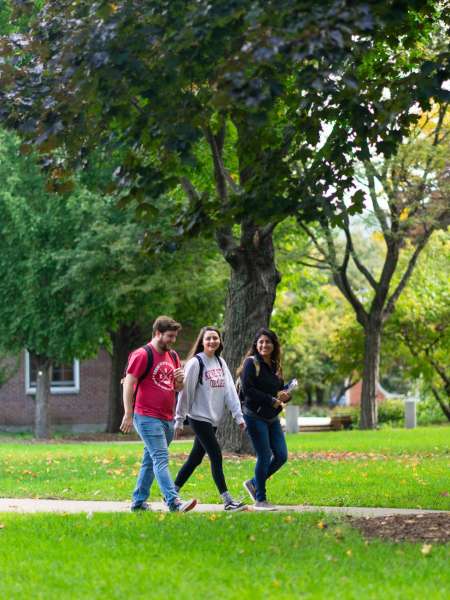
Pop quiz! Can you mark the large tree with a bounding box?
[1,0,446,447]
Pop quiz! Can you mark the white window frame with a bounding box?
[25,351,80,395]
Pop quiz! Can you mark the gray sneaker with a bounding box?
[170,498,197,513]
[130,502,151,512]
[254,501,277,511]
[243,479,256,502]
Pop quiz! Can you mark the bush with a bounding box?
[378,399,405,425]
[417,395,449,426]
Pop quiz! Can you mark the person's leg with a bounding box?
[133,415,178,508]
[266,418,288,479]
[131,444,155,509]
[189,418,227,495]
[243,414,272,502]
[174,434,206,490]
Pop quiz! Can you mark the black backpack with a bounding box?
[194,353,223,386]
[122,344,178,401]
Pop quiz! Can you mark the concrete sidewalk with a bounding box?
[0,498,448,518]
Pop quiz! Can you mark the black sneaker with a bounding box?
[170,498,197,513]
[224,499,247,512]
[243,479,256,502]
[130,502,151,512]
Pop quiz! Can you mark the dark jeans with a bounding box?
[174,418,227,495]
[244,414,288,502]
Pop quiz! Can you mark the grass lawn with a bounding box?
[0,427,448,509]
[0,512,448,600]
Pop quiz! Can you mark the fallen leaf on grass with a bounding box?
[421,544,432,556]
[0,524,5,529]
[317,521,328,529]
[283,516,293,523]
[346,549,352,557]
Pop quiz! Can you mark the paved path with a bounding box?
[0,498,448,518]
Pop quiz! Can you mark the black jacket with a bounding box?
[241,355,284,421]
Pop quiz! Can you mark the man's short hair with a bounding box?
[152,315,182,336]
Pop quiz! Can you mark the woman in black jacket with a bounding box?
[238,328,290,511]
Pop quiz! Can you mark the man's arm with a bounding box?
[120,373,138,433]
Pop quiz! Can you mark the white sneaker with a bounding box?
[171,498,197,513]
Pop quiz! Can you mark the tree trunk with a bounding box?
[34,356,52,439]
[360,322,381,429]
[107,323,143,433]
[217,226,281,453]
[316,386,325,406]
[305,384,313,408]
[431,387,450,421]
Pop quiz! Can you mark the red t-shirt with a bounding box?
[127,344,180,421]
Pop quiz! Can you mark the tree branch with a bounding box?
[180,177,201,203]
[341,217,378,291]
[384,229,433,317]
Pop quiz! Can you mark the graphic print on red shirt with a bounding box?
[127,344,180,420]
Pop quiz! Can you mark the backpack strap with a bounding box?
[134,344,154,399]
[168,350,179,368]
[194,354,205,386]
[194,354,223,386]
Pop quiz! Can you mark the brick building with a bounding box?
[0,349,111,433]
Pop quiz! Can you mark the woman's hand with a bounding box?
[277,390,291,404]
[238,421,246,432]
[174,424,184,440]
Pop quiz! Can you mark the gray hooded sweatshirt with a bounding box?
[175,352,244,428]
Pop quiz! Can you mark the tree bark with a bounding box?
[217,224,281,453]
[34,356,52,439]
[360,321,381,429]
[107,323,143,433]
[431,387,450,421]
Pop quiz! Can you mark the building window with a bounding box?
[25,351,80,395]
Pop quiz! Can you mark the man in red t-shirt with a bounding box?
[120,315,197,513]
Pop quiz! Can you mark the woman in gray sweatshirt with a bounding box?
[174,326,246,511]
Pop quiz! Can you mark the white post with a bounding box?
[285,405,299,434]
[404,398,417,429]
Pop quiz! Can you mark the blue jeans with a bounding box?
[132,414,178,510]
[244,414,288,502]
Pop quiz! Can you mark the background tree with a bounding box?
[297,105,450,428]
[0,128,228,435]
[383,231,450,420]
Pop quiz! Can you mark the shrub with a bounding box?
[378,399,405,425]
[417,395,449,426]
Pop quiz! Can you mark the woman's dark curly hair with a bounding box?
[236,328,282,377]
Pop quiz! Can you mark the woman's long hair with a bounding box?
[186,326,224,362]
[236,328,283,378]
